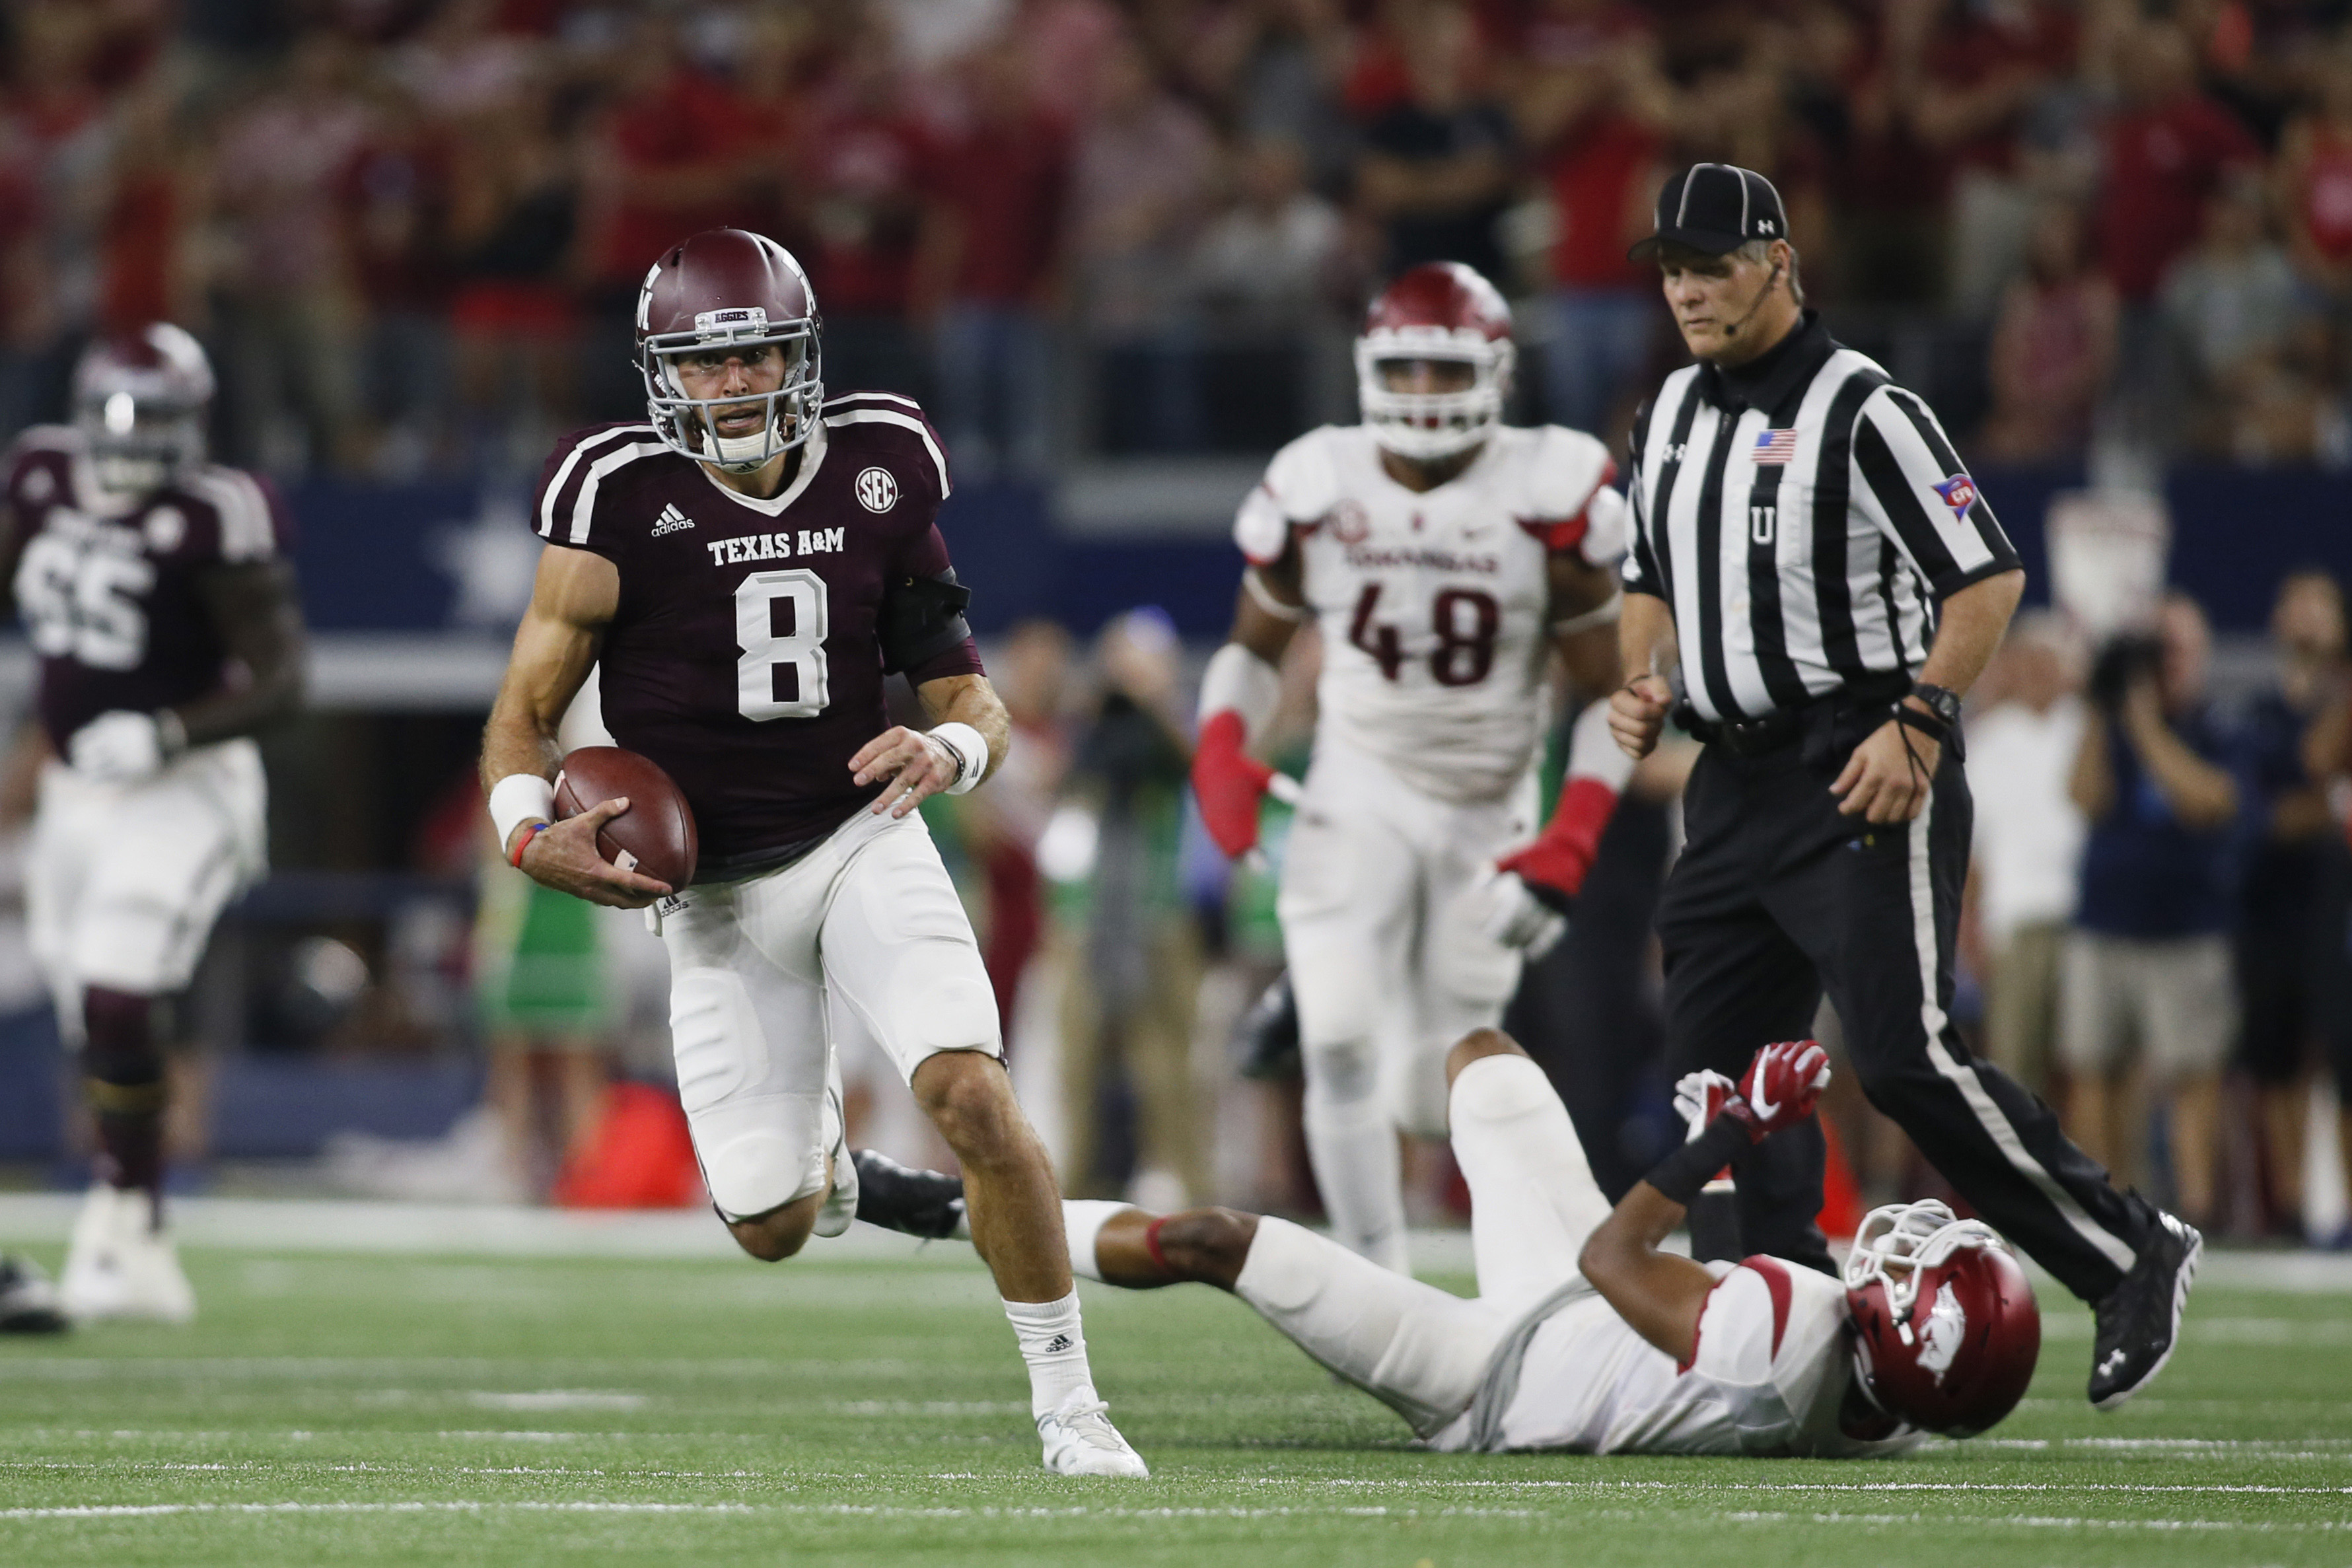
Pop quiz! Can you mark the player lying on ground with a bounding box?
[1040,1032,2037,1454]
[480,229,1141,1476]
[1,325,306,1326]
[1192,262,1636,1274]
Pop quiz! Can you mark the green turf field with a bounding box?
[0,1238,2345,1567]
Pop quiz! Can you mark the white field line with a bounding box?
[1,1501,2348,1532]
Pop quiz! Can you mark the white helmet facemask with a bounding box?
[1356,325,1513,460]
[1841,1199,2008,1318]
[641,308,824,474]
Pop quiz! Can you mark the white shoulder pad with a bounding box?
[1579,485,1630,567]
[1234,427,1341,564]
[1526,425,1618,522]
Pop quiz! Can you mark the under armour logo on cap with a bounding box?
[1631,164,1791,260]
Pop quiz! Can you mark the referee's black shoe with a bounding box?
[851,1150,970,1241]
[2088,1211,2203,1410]
[1235,970,1301,1082]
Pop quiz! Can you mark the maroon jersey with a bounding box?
[5,426,290,751]
[532,390,985,876]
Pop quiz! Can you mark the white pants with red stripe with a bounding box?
[1230,1053,1613,1435]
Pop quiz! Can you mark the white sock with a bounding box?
[1061,1200,1131,1283]
[1003,1291,1094,1418]
[1302,1040,1409,1273]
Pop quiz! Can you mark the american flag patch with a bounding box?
[1752,429,1799,465]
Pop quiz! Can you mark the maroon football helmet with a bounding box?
[71,323,215,493]
[636,229,824,474]
[1355,262,1515,460]
[1842,1199,2041,1437]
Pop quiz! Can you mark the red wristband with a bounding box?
[509,821,548,869]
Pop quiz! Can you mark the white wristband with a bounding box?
[489,772,556,849]
[927,722,989,795]
[1551,587,1623,635]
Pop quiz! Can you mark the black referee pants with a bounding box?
[1658,712,2157,1303]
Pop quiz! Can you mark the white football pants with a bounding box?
[1278,738,1537,1269]
[28,740,267,1026]
[1232,1053,1612,1435]
[659,804,1000,1221]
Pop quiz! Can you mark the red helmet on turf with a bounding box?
[72,323,214,494]
[636,229,824,474]
[1355,262,1515,460]
[1842,1199,2041,1437]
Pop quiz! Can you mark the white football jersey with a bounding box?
[1235,424,1625,804]
[1443,1257,1921,1457]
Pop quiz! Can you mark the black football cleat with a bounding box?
[851,1149,969,1241]
[1234,970,1301,1082]
[2088,1210,2202,1410]
[0,1252,67,1334]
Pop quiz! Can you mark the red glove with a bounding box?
[1498,777,1620,907]
[1192,709,1274,858]
[1729,1039,1832,1141]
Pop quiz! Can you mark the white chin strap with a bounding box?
[706,414,784,472]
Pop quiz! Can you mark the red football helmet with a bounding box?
[1355,262,1515,460]
[71,323,215,494]
[637,229,824,474]
[1842,1199,2041,1437]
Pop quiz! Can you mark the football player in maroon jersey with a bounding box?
[480,230,1145,1477]
[1,324,307,1323]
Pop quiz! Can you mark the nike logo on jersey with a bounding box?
[705,528,844,567]
[651,503,695,536]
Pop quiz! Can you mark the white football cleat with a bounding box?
[812,1080,857,1240]
[59,1185,194,1324]
[1037,1388,1149,1478]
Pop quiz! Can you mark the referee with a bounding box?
[1608,164,2199,1411]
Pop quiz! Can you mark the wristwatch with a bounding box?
[1907,682,1962,729]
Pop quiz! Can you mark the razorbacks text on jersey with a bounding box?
[532,391,983,876]
[1234,424,1625,803]
[1439,1256,1919,1457]
[5,426,288,752]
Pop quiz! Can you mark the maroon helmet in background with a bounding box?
[1842,1199,2042,1437]
[71,323,215,494]
[1354,262,1515,462]
[635,229,824,474]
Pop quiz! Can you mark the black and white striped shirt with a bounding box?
[1620,313,2021,723]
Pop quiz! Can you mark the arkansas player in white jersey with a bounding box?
[1,326,305,1323]
[1054,1034,2041,1456]
[1192,264,1636,1271]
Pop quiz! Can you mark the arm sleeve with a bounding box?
[1849,387,2023,600]
[891,522,985,684]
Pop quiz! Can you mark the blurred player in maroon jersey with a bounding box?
[479,230,1145,1478]
[1,324,307,1323]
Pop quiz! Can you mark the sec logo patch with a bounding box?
[855,467,900,513]
[1328,499,1370,544]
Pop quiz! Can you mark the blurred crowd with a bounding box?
[1960,570,2352,1244]
[13,0,2352,478]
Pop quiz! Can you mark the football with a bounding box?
[552,745,698,890]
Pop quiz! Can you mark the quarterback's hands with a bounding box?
[1608,674,1672,760]
[515,797,672,909]
[67,710,176,785]
[1733,1038,1832,1141]
[851,726,960,819]
[1832,715,1939,824]
[1468,868,1567,958]
[1192,709,1275,858]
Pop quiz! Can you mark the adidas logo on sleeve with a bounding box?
[651,503,694,537]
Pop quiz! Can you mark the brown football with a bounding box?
[553,746,698,891]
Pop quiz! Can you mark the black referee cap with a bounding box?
[1629,164,1788,261]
